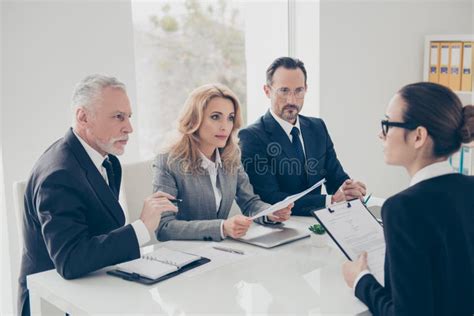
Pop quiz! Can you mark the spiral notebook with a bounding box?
[108,247,210,284]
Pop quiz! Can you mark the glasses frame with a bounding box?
[269,86,306,99]
[380,120,418,137]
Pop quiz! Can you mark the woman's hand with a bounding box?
[223,215,252,238]
[267,203,293,222]
[342,252,368,288]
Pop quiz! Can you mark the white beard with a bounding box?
[96,136,128,156]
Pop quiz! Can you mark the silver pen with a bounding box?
[212,246,245,255]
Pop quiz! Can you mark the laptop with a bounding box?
[236,220,310,248]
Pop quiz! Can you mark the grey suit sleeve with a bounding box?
[235,164,269,223]
[152,155,223,241]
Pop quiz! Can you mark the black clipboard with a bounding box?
[311,198,383,261]
[107,257,210,285]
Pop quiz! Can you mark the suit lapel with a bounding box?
[300,117,322,185]
[64,128,125,226]
[196,169,219,217]
[216,168,232,218]
[262,110,299,160]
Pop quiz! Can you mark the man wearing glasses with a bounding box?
[239,57,366,216]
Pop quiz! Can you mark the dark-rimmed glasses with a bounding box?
[381,120,418,137]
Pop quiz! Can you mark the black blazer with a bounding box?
[238,111,349,215]
[18,128,140,316]
[355,174,474,316]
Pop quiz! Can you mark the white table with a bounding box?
[27,216,372,315]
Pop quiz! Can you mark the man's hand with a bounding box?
[342,252,368,288]
[332,179,367,203]
[342,179,366,200]
[140,191,178,234]
[267,203,293,222]
[223,215,252,238]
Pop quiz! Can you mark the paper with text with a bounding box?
[313,199,385,286]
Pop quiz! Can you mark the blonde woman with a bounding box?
[153,84,292,241]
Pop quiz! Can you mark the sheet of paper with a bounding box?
[251,179,326,219]
[314,199,385,286]
[116,258,177,279]
[143,247,201,269]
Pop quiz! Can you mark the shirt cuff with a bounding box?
[326,195,332,207]
[220,220,226,239]
[353,269,371,295]
[131,220,151,247]
[263,216,281,225]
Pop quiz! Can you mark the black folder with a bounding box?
[107,257,210,285]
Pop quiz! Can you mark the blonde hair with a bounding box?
[166,83,243,174]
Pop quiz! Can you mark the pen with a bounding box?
[212,246,245,255]
[364,193,372,205]
[169,198,183,206]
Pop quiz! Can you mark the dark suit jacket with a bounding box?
[355,174,474,316]
[239,111,349,215]
[18,128,140,316]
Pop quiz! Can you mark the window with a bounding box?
[132,0,247,159]
[132,0,319,159]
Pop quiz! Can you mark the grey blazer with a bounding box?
[152,153,270,241]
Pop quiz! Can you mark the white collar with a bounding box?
[409,160,455,187]
[200,149,222,170]
[72,129,107,171]
[270,108,301,138]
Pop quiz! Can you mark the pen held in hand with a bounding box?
[363,193,372,205]
[169,198,183,206]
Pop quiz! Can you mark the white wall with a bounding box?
[245,0,320,124]
[294,0,320,118]
[1,1,138,313]
[320,0,473,199]
[0,1,11,312]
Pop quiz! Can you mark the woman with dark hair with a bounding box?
[342,82,474,316]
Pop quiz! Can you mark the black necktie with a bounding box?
[102,157,118,197]
[290,127,307,177]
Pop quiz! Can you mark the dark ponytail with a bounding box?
[398,82,472,158]
[459,105,474,144]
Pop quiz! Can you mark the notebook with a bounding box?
[108,247,210,284]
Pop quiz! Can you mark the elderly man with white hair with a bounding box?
[18,74,177,316]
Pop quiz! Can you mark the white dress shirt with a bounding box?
[199,149,226,238]
[352,160,455,292]
[269,109,332,206]
[269,109,306,156]
[72,129,151,246]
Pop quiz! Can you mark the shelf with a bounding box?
[423,34,474,106]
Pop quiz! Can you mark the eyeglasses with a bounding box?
[270,86,306,99]
[380,120,418,137]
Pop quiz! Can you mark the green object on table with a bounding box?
[309,224,326,235]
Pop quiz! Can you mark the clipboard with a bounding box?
[311,198,385,285]
[107,257,210,285]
